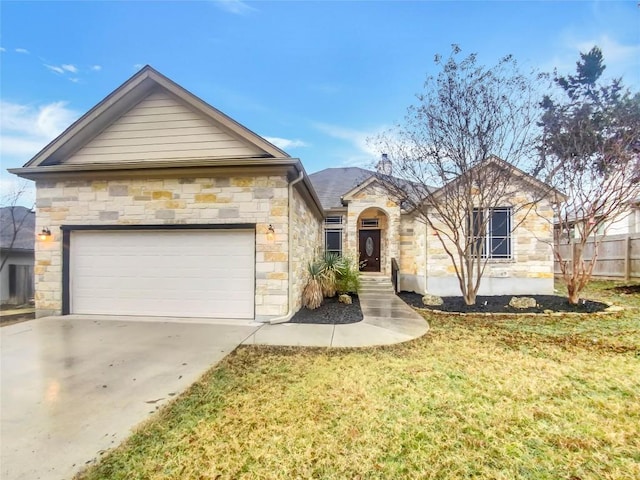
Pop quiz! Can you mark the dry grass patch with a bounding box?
[77,282,640,480]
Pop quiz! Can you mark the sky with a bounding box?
[1,0,639,207]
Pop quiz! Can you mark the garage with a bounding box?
[67,228,255,319]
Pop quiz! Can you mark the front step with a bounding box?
[359,275,395,294]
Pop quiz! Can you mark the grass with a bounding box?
[77,281,640,480]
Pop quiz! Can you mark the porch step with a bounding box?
[359,275,395,294]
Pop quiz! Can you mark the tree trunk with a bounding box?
[567,283,580,305]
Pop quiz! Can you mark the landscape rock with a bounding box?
[422,293,444,306]
[508,296,537,309]
[338,294,352,305]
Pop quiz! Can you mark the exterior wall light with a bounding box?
[266,224,275,242]
[38,228,52,241]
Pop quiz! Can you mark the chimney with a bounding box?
[376,153,392,175]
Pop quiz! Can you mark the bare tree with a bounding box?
[536,47,640,304]
[0,183,34,273]
[372,46,547,305]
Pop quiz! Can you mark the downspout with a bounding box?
[269,170,305,324]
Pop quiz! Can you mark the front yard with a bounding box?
[78,281,640,480]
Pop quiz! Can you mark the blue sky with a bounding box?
[1,0,639,206]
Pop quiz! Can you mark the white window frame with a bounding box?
[360,218,379,228]
[324,228,342,256]
[470,207,512,260]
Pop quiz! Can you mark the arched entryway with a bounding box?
[357,207,389,273]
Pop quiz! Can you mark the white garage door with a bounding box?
[70,229,255,319]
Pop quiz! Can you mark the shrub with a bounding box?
[302,261,324,310]
[320,252,342,298]
[335,254,361,295]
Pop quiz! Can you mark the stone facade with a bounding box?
[424,193,555,296]
[33,174,321,320]
[336,179,554,296]
[291,188,322,312]
[344,182,400,275]
[398,213,427,293]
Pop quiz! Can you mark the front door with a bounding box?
[359,229,381,272]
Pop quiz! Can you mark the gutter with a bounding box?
[268,169,305,324]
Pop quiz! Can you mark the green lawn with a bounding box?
[77,281,640,480]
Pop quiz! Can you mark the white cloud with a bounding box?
[61,64,78,73]
[133,63,144,70]
[0,101,79,159]
[90,65,102,71]
[0,47,5,53]
[212,0,256,15]
[263,136,308,150]
[313,122,387,167]
[15,48,29,54]
[69,77,80,83]
[0,177,35,208]
[44,64,65,75]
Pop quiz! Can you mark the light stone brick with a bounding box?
[31,174,319,319]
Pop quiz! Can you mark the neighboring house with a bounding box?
[10,66,557,320]
[0,206,35,305]
[555,197,640,241]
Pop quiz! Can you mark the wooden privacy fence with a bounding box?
[554,233,640,280]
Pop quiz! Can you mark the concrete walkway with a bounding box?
[243,274,429,347]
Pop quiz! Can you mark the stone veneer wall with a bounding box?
[398,213,427,293]
[425,193,556,296]
[34,175,292,319]
[345,183,401,275]
[290,188,322,313]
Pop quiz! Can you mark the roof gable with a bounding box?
[22,66,288,169]
[308,167,375,210]
[430,155,566,201]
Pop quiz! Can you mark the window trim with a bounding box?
[360,218,379,228]
[470,207,512,260]
[324,228,342,256]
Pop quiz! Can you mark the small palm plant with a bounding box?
[321,252,343,298]
[302,261,324,310]
[335,254,361,294]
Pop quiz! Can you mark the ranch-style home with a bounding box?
[10,66,556,321]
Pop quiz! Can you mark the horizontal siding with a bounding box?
[65,89,263,164]
[68,147,260,163]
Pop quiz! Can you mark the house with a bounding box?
[556,197,640,240]
[0,206,35,305]
[10,66,557,321]
[310,157,557,298]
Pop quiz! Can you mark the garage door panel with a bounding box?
[70,229,255,319]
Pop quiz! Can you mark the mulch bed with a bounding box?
[609,284,640,295]
[290,295,363,324]
[398,292,609,314]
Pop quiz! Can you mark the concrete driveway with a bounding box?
[0,315,260,480]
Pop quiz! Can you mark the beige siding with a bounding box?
[65,90,263,164]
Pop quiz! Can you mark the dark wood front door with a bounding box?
[359,229,381,272]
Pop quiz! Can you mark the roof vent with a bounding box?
[376,153,392,175]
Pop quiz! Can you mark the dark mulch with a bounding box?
[398,292,609,314]
[290,295,363,324]
[609,284,640,295]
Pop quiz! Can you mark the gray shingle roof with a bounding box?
[0,206,35,252]
[308,167,376,210]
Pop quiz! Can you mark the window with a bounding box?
[469,207,512,259]
[324,216,343,225]
[325,229,342,255]
[324,216,343,255]
[360,218,379,228]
